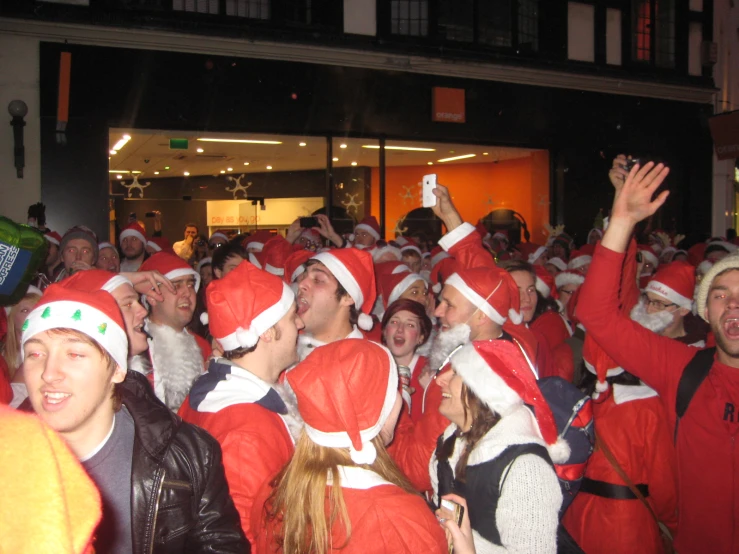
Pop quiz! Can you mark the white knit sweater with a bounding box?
[430,405,562,554]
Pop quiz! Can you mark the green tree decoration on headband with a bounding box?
[72,309,82,321]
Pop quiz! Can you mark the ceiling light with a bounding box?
[116,175,122,179]
[483,152,489,156]
[109,150,117,155]
[111,135,131,152]
[299,142,307,147]
[184,171,190,176]
[108,170,130,173]
[243,162,250,166]
[332,157,339,162]
[437,154,476,163]
[197,138,282,145]
[427,162,434,165]
[362,145,436,152]
[340,144,347,149]
[164,166,170,170]
[220,170,226,174]
[131,171,142,174]
[197,148,204,153]
[154,171,159,175]
[266,165,273,170]
[227,167,233,171]
[351,161,357,166]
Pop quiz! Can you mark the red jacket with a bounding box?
[562,386,678,553]
[577,244,739,554]
[531,311,575,382]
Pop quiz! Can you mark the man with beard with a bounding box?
[133,252,210,411]
[577,158,739,554]
[180,261,304,545]
[119,221,148,272]
[635,260,707,346]
[352,215,381,251]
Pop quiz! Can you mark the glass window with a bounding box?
[632,0,651,62]
[517,0,539,52]
[632,0,675,67]
[225,0,270,19]
[655,0,676,68]
[438,0,474,43]
[478,0,512,48]
[390,0,429,36]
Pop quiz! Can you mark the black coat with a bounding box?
[122,371,248,554]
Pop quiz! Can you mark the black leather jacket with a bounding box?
[121,371,248,553]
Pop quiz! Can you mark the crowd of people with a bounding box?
[1,154,737,554]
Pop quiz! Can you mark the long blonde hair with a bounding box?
[263,433,417,554]
[2,292,42,379]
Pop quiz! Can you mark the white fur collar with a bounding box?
[612,383,659,405]
[297,326,364,361]
[328,466,395,490]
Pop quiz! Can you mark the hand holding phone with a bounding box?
[300,217,319,228]
[440,498,465,527]
[422,174,438,208]
[623,157,640,172]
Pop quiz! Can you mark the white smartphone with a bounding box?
[422,174,438,207]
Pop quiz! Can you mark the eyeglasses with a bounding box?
[558,289,576,296]
[641,293,678,311]
[208,242,225,249]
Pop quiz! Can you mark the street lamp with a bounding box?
[8,100,28,178]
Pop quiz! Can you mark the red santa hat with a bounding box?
[139,252,200,292]
[371,244,402,263]
[298,228,322,245]
[392,236,409,247]
[206,260,294,351]
[62,269,133,296]
[586,228,603,244]
[430,246,451,268]
[97,241,115,252]
[255,236,292,276]
[554,270,585,290]
[567,250,593,271]
[638,245,660,269]
[399,237,423,257]
[451,340,570,463]
[645,261,695,311]
[444,266,523,325]
[209,231,229,244]
[546,257,567,272]
[146,237,172,254]
[242,230,274,252]
[119,221,147,244]
[429,251,457,294]
[283,249,314,284]
[287,339,398,465]
[354,216,381,242]
[519,242,547,264]
[533,265,557,299]
[475,221,491,240]
[379,268,425,309]
[312,249,377,330]
[44,231,62,247]
[196,257,212,273]
[492,230,509,244]
[21,284,128,371]
[582,334,624,398]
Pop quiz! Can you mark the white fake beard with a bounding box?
[630,299,675,334]
[354,243,368,250]
[429,323,471,370]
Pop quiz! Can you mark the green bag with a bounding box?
[0,216,48,306]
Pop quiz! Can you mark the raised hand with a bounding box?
[609,154,629,194]
[314,214,343,247]
[431,184,463,231]
[611,161,670,226]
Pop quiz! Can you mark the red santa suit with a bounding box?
[251,466,447,553]
[577,243,739,554]
[562,385,678,553]
[179,358,298,548]
[531,311,575,382]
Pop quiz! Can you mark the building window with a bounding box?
[478,0,512,48]
[225,0,270,19]
[391,0,429,36]
[517,0,539,52]
[438,0,474,42]
[632,0,675,68]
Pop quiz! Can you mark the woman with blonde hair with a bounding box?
[252,339,447,554]
[1,286,42,408]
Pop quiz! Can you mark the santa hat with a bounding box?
[372,244,402,263]
[287,339,398,465]
[492,230,509,244]
[399,237,423,257]
[207,260,294,350]
[139,252,200,292]
[645,261,695,311]
[687,242,707,266]
[429,251,457,294]
[451,341,570,463]
[298,228,322,246]
[60,226,99,263]
[583,334,624,398]
[705,239,738,257]
[97,241,115,252]
[533,265,557,299]
[444,266,522,325]
[546,257,567,272]
[312,249,377,331]
[146,237,172,254]
[660,246,677,263]
[62,269,132,296]
[283,249,314,284]
[44,231,62,247]
[21,285,128,371]
[638,245,660,268]
[354,216,381,242]
[119,221,147,244]
[196,257,212,273]
[256,236,292,276]
[209,231,229,244]
[430,246,451,268]
[696,259,713,276]
[555,270,585,290]
[242,230,274,252]
[379,268,425,310]
[519,242,547,264]
[567,250,592,271]
[392,236,409,248]
[475,221,491,240]
[586,228,603,244]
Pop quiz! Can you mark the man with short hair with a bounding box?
[57,226,98,281]
[353,215,381,250]
[119,221,148,272]
[180,261,304,545]
[134,252,211,410]
[21,283,247,553]
[212,241,248,280]
[172,222,199,261]
[577,157,739,553]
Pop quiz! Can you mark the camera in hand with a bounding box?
[623,158,640,172]
[300,217,319,228]
[196,239,206,247]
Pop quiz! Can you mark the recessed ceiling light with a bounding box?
[131,171,142,174]
[340,144,347,149]
[197,148,204,153]
[227,167,233,171]
[332,157,339,162]
[427,162,434,165]
[483,152,489,156]
[108,170,130,173]
[154,171,159,175]
[244,162,250,166]
[267,165,273,170]
[111,135,131,152]
[116,175,122,179]
[164,166,170,170]
[109,150,117,155]
[351,161,357,166]
[437,154,476,163]
[299,142,307,147]
[197,138,282,145]
[184,171,190,176]
[220,170,226,174]
[362,145,436,152]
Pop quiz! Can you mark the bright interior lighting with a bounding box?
[184,171,190,176]
[197,138,282,145]
[362,145,436,152]
[116,175,122,179]
[332,157,339,162]
[197,148,204,153]
[427,162,434,165]
[109,150,117,155]
[299,142,307,147]
[437,154,476,163]
[108,170,130,173]
[351,161,357,166]
[267,165,273,170]
[131,171,142,174]
[220,170,226,174]
[227,167,233,171]
[111,135,131,152]
[154,171,159,175]
[340,144,347,149]
[164,166,170,170]
[243,162,250,166]
[483,152,489,156]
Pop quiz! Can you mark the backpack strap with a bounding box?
[674,347,715,443]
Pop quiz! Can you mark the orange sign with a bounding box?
[708,110,739,160]
[432,87,466,123]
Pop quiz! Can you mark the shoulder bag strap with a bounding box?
[674,347,715,443]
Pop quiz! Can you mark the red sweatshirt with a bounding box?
[577,243,739,554]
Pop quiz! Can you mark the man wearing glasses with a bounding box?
[208,231,229,255]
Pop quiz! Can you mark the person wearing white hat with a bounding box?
[119,221,148,272]
[96,242,121,273]
[21,283,247,553]
[180,260,304,545]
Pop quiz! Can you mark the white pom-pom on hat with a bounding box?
[200,312,209,326]
[547,437,571,464]
[349,441,377,465]
[357,312,374,331]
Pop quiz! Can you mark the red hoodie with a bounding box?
[577,243,739,554]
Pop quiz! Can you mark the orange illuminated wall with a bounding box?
[371,151,550,242]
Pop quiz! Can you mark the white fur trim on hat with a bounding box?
[248,252,262,269]
[568,255,592,271]
[431,250,451,267]
[210,231,229,242]
[555,272,585,290]
[528,246,548,264]
[696,252,739,322]
[21,300,128,371]
[640,249,659,268]
[165,267,201,293]
[444,273,506,326]
[147,240,162,252]
[645,280,693,310]
[547,257,568,272]
[535,277,551,298]
[492,231,509,243]
[196,257,212,273]
[354,223,380,241]
[98,242,115,251]
[120,227,146,244]
[265,263,284,276]
[101,275,133,293]
[400,245,423,257]
[312,251,364,313]
[216,282,295,351]
[45,234,60,246]
[302,345,399,464]
[387,273,425,306]
[697,260,713,275]
[583,359,624,378]
[290,265,306,283]
[372,245,402,262]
